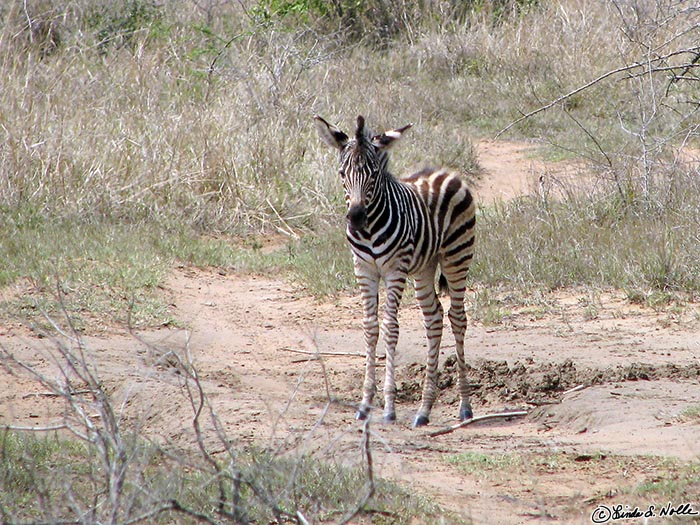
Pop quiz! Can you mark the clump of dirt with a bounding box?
[397,357,700,407]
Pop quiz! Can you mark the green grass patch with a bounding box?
[678,404,700,423]
[0,430,89,511]
[632,459,700,502]
[0,430,448,525]
[0,209,171,330]
[0,206,357,330]
[0,208,295,330]
[285,227,355,297]
[446,451,522,474]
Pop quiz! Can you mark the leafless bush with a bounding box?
[497,1,700,210]
[0,291,398,524]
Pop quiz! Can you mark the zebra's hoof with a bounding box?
[459,405,473,421]
[412,415,430,428]
[356,408,370,421]
[383,412,396,423]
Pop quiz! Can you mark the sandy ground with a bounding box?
[1,140,699,524]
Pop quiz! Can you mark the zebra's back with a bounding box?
[403,167,476,269]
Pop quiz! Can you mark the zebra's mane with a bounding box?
[348,115,391,176]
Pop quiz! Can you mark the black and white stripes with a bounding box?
[315,115,476,427]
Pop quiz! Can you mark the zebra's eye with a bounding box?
[339,170,346,179]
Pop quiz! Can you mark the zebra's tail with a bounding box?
[438,271,449,296]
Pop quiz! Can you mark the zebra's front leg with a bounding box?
[356,268,380,421]
[413,268,444,427]
[380,272,407,423]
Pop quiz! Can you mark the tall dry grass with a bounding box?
[1,0,699,304]
[1,2,700,521]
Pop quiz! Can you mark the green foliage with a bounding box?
[250,0,332,25]
[0,430,443,524]
[250,0,540,46]
[470,178,700,301]
[452,0,540,24]
[87,0,165,51]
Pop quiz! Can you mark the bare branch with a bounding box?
[496,63,645,138]
[337,418,375,525]
[496,46,700,138]
[427,410,528,438]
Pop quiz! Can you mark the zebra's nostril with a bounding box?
[347,205,367,229]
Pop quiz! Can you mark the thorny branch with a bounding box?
[337,418,375,525]
[496,46,700,138]
[2,283,387,525]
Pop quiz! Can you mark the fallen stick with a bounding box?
[280,347,363,358]
[562,384,587,396]
[22,389,92,399]
[2,423,68,432]
[427,410,528,438]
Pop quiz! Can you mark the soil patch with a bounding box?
[399,357,700,407]
[2,141,700,524]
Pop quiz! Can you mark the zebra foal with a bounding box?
[314,115,476,427]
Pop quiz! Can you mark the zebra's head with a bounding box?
[314,115,412,231]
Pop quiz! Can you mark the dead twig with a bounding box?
[22,389,92,399]
[1,423,68,432]
[280,347,363,358]
[562,384,587,396]
[427,410,528,438]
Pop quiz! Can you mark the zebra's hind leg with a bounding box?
[412,266,444,427]
[445,270,473,421]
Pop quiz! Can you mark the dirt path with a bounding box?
[2,141,700,524]
[167,269,700,523]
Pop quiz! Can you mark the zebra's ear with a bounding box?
[314,115,349,150]
[372,123,413,150]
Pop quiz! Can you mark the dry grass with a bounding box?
[4,2,700,522]
[1,0,699,310]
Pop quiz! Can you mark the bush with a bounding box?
[0,327,444,524]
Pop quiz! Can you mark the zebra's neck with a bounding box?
[363,172,407,235]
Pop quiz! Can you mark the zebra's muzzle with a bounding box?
[346,203,368,231]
